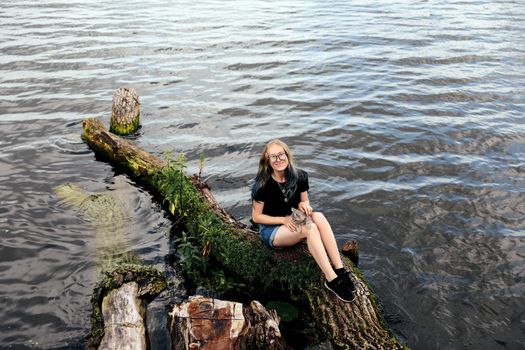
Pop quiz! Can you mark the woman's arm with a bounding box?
[252,200,284,225]
[298,191,313,216]
[252,200,296,231]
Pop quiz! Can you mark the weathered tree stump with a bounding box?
[82,117,407,349]
[110,87,141,135]
[168,296,285,350]
[85,264,167,350]
[98,282,147,350]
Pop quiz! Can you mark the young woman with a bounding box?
[251,139,355,302]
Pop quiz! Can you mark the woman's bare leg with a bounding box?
[311,212,344,270]
[272,225,306,247]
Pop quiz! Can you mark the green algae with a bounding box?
[54,183,138,266]
[109,112,140,135]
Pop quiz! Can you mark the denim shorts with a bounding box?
[259,224,280,248]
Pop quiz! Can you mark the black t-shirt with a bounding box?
[253,169,309,217]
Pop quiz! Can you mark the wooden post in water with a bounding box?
[110,87,141,135]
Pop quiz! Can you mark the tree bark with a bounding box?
[98,282,147,350]
[82,117,407,350]
[110,87,141,135]
[85,263,167,350]
[168,296,286,350]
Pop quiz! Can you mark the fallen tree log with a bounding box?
[168,295,285,349]
[82,117,406,349]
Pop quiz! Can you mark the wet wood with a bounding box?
[82,117,407,350]
[168,296,285,350]
[85,264,167,350]
[110,87,141,135]
[98,282,146,350]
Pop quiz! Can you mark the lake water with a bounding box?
[1,0,524,349]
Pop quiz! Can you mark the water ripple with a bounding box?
[1,0,525,349]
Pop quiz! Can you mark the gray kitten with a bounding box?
[291,207,312,233]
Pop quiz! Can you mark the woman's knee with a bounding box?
[293,227,308,239]
[312,211,326,222]
[303,222,319,237]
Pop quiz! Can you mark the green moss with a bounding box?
[109,112,140,135]
[82,119,115,157]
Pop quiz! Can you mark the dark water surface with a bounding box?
[1,0,524,349]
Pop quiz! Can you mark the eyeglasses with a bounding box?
[268,152,288,162]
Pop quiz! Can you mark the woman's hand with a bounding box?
[282,216,297,232]
[299,201,313,216]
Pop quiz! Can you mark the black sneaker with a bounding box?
[324,275,356,303]
[334,267,346,278]
[334,267,356,293]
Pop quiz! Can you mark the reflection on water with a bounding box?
[1,0,524,349]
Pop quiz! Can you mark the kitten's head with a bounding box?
[291,207,307,225]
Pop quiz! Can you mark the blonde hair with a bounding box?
[251,139,299,200]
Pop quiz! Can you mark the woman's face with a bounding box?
[266,143,289,172]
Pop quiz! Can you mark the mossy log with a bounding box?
[82,117,406,350]
[168,295,285,349]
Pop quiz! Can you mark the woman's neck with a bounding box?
[271,171,286,183]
